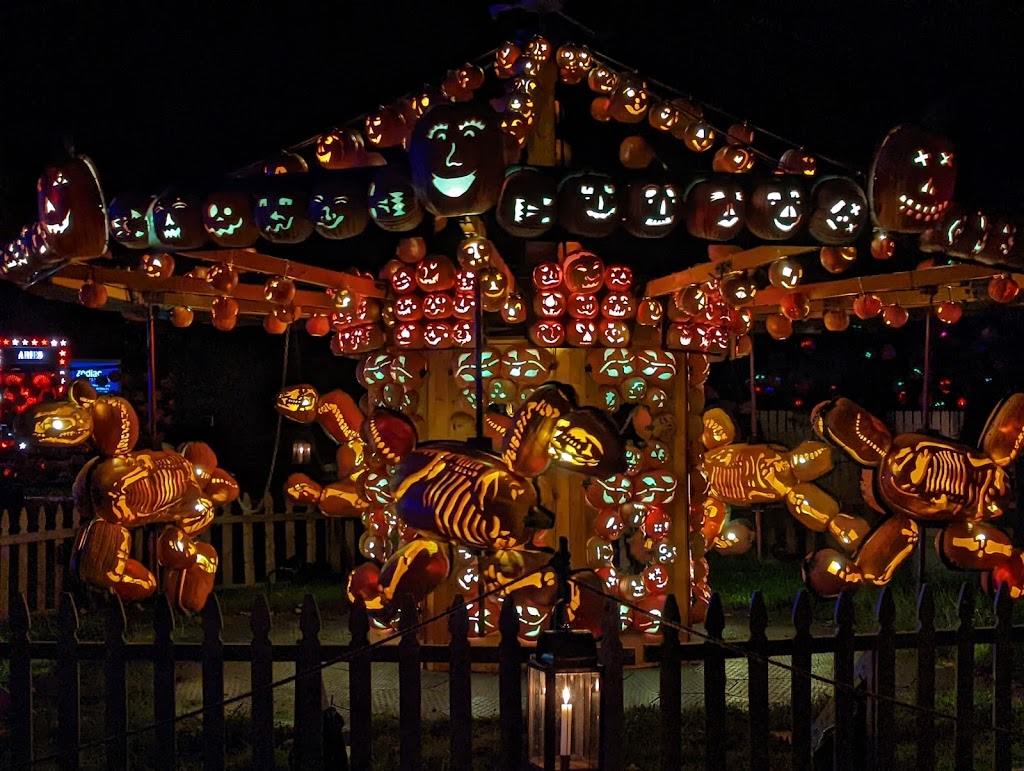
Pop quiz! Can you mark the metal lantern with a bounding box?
[291,438,312,464]
[527,629,602,770]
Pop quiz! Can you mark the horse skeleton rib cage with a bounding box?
[31,380,239,612]
[276,380,625,632]
[804,394,1024,598]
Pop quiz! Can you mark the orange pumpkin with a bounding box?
[820,246,857,274]
[988,276,1020,304]
[935,301,962,324]
[780,292,811,321]
[852,293,883,320]
[305,314,331,336]
[882,304,909,328]
[765,314,793,340]
[171,307,194,328]
[823,309,850,332]
[79,281,108,309]
[91,396,140,456]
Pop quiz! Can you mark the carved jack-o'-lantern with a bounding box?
[263,150,308,176]
[566,319,597,347]
[500,347,553,384]
[140,253,174,280]
[31,403,93,446]
[254,184,314,244]
[529,320,565,347]
[394,295,424,321]
[748,180,805,240]
[562,251,605,293]
[365,105,407,148]
[568,293,599,320]
[496,167,557,238]
[608,77,650,123]
[202,191,258,248]
[604,265,633,291]
[557,172,619,237]
[275,384,319,424]
[150,191,206,249]
[684,179,746,241]
[601,293,636,320]
[534,290,567,318]
[423,292,453,319]
[807,177,868,245]
[37,155,108,258]
[624,181,681,238]
[315,128,366,170]
[369,167,423,232]
[416,255,457,292]
[91,396,140,457]
[309,177,369,240]
[532,262,563,290]
[108,193,153,249]
[409,103,505,216]
[869,125,956,233]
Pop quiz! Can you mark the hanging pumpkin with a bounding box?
[309,176,369,240]
[648,101,682,132]
[365,105,407,148]
[150,191,207,249]
[988,275,1020,304]
[590,97,612,122]
[684,179,745,241]
[208,263,239,293]
[368,167,423,232]
[79,280,108,309]
[870,231,896,260]
[720,273,757,307]
[264,276,296,304]
[882,305,909,328]
[680,121,716,152]
[254,183,314,244]
[409,103,505,217]
[608,77,650,123]
[624,181,681,238]
[819,245,857,274]
[823,308,849,332]
[712,145,756,174]
[768,257,803,289]
[765,314,793,340]
[557,172,619,237]
[807,177,868,245]
[587,65,618,93]
[496,166,557,238]
[869,124,956,233]
[619,136,654,168]
[264,314,289,334]
[747,180,805,240]
[36,155,108,259]
[494,42,521,78]
[140,252,174,280]
[779,292,811,321]
[171,306,194,328]
[935,301,962,324]
[852,293,883,319]
[263,150,308,176]
[777,149,817,177]
[107,193,153,249]
[202,190,258,248]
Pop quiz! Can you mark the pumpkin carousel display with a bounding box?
[5,33,1024,638]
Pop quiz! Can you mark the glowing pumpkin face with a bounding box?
[315,128,365,170]
[568,293,599,319]
[108,193,153,248]
[869,125,956,232]
[558,172,619,237]
[32,403,93,446]
[548,407,624,476]
[529,320,565,347]
[202,191,258,248]
[496,167,557,238]
[566,319,597,347]
[309,177,369,240]
[409,103,505,216]
[150,191,206,249]
[562,251,606,293]
[255,186,314,244]
[601,293,636,319]
[637,350,677,382]
[423,322,453,348]
[275,385,319,423]
[598,320,631,347]
[532,262,563,290]
[416,256,457,292]
[604,265,633,291]
[394,296,423,321]
[422,292,453,319]
[534,290,567,318]
[608,77,650,123]
[625,182,681,237]
[808,177,868,245]
[36,155,108,258]
[369,168,423,232]
[748,181,805,240]
[684,179,745,241]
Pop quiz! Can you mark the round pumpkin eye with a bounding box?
[208,204,218,216]
[603,184,615,194]
[665,187,677,199]
[580,185,594,195]
[223,207,232,216]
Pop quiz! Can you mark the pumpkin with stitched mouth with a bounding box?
[869,125,956,233]
[309,176,369,240]
[37,155,108,258]
[557,171,620,237]
[368,167,424,232]
[409,103,505,216]
[202,190,258,248]
[150,190,207,250]
[108,193,154,249]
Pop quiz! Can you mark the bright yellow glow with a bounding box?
[562,686,571,705]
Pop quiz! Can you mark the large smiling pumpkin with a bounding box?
[36,155,108,258]
[869,124,956,233]
[747,179,805,240]
[309,176,369,240]
[409,103,505,216]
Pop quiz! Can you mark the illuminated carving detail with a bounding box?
[150,191,206,249]
[369,167,423,232]
[254,185,314,244]
[748,181,805,240]
[497,167,557,238]
[558,172,619,236]
[808,394,1024,596]
[869,125,956,233]
[36,155,108,258]
[625,181,680,237]
[807,177,868,245]
[108,193,153,249]
[309,177,369,240]
[275,384,319,424]
[684,179,745,240]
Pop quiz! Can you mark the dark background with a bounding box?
[2,0,1023,490]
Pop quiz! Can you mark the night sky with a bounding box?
[2,0,1023,486]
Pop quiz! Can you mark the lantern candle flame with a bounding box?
[560,686,572,757]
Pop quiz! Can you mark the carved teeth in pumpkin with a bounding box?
[44,210,71,235]
[897,195,948,222]
[644,215,673,226]
[163,226,182,240]
[432,171,477,198]
[585,208,615,219]
[211,218,244,236]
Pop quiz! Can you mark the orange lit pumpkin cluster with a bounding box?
[666,281,752,355]
[492,36,555,152]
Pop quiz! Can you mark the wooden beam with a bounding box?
[645,245,817,297]
[178,248,385,297]
[752,263,1004,308]
[55,264,336,314]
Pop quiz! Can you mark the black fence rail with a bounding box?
[0,581,1020,770]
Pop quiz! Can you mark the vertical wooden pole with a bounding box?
[670,355,692,633]
[147,304,158,449]
[153,595,177,771]
[201,595,225,771]
[915,585,936,770]
[57,592,81,771]
[748,592,769,771]
[703,594,726,771]
[954,583,975,770]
